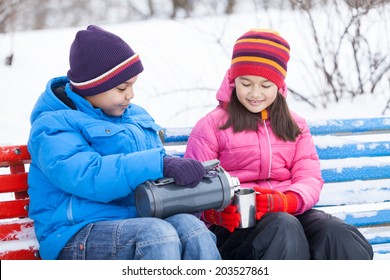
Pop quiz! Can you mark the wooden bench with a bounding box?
[1,116,389,259]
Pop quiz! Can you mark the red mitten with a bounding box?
[203,205,240,233]
[253,187,299,220]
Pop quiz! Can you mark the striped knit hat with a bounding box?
[229,29,290,91]
[67,25,143,96]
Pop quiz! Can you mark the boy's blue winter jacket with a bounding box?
[27,76,165,259]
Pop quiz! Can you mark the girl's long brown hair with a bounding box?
[220,88,301,141]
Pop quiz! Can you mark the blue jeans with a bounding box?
[58,214,221,260]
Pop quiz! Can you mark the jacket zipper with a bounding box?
[263,120,272,182]
[67,195,75,224]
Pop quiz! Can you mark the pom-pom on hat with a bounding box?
[67,25,143,96]
[228,29,290,90]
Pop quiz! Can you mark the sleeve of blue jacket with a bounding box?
[29,121,165,204]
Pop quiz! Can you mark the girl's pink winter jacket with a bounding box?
[184,72,324,214]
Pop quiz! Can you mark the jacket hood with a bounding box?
[30,76,122,125]
[216,69,288,105]
[216,70,235,104]
[30,76,73,124]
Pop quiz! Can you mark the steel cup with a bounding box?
[233,188,256,228]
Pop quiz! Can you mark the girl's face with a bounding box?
[234,75,278,113]
[84,75,138,116]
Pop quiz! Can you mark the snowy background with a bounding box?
[0,3,389,260]
[1,7,389,145]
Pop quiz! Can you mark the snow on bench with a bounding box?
[1,117,389,259]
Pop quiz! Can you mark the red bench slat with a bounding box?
[0,248,39,260]
[0,220,34,241]
[0,145,31,167]
[0,172,29,193]
[0,199,29,219]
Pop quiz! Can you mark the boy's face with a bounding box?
[234,75,278,113]
[84,75,138,116]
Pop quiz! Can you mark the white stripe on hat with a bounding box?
[69,53,139,87]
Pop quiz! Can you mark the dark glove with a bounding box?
[163,156,206,187]
[203,205,240,233]
[253,187,299,220]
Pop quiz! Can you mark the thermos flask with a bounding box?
[135,159,240,218]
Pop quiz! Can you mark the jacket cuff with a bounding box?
[285,191,302,214]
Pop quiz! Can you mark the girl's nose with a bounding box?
[251,87,263,98]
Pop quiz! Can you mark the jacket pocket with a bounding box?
[83,124,126,139]
[82,124,131,155]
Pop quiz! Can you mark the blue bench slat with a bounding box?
[164,127,192,144]
[376,250,390,255]
[370,242,390,257]
[367,236,390,245]
[341,209,390,228]
[321,163,390,183]
[164,135,189,145]
[317,202,390,229]
[316,141,390,159]
[308,117,390,136]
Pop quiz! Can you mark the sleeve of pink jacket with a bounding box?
[184,114,220,162]
[287,118,324,214]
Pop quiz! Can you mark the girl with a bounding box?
[184,29,373,260]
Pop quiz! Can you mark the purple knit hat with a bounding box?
[67,25,144,96]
